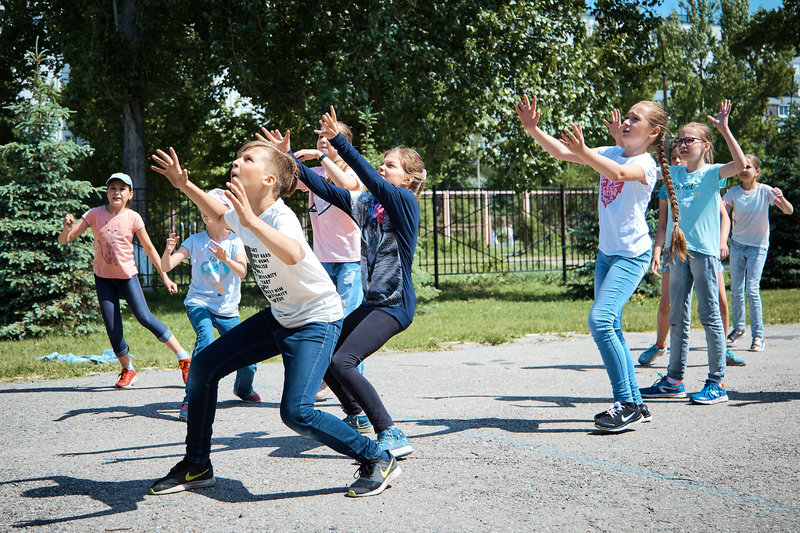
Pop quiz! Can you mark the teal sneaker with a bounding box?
[690,379,728,405]
[343,413,373,434]
[377,426,413,458]
[638,344,668,366]
[640,374,687,398]
[725,349,746,366]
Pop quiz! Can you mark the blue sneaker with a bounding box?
[690,380,728,405]
[725,349,746,366]
[343,413,373,434]
[638,344,668,366]
[639,374,687,398]
[377,426,413,458]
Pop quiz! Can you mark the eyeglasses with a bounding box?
[674,137,703,147]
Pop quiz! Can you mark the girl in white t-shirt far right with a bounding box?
[516,95,667,433]
[723,154,794,352]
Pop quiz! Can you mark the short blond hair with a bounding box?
[236,141,298,197]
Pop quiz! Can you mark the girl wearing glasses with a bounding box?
[640,100,747,406]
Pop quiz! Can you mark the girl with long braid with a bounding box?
[516,95,665,432]
[641,100,747,405]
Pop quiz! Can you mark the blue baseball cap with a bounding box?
[106,172,133,189]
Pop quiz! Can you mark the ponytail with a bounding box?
[657,137,687,262]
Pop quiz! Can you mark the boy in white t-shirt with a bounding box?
[161,189,258,422]
[149,141,400,498]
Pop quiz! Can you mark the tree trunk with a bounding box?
[122,101,147,217]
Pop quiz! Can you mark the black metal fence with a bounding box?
[132,186,601,288]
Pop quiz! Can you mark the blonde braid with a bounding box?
[657,136,687,262]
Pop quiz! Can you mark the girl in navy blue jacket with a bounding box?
[262,106,425,457]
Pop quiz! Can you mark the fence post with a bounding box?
[432,187,440,289]
[560,184,568,283]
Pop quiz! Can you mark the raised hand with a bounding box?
[225,177,259,229]
[559,123,588,156]
[773,187,784,201]
[603,108,623,146]
[314,106,340,140]
[208,240,229,263]
[257,128,291,153]
[707,99,732,131]
[63,213,74,232]
[515,94,541,133]
[151,147,189,189]
[165,232,179,254]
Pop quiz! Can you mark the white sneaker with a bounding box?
[750,337,765,352]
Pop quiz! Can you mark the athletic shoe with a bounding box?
[639,403,652,422]
[594,402,642,432]
[376,426,413,458]
[638,344,668,366]
[240,391,261,402]
[179,358,191,384]
[315,381,332,401]
[639,374,687,398]
[178,402,188,422]
[149,458,215,495]
[750,337,765,352]
[690,379,728,405]
[726,329,745,347]
[115,368,138,389]
[346,454,401,498]
[343,413,373,434]
[725,349,746,366]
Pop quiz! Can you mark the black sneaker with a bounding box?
[639,403,652,423]
[346,454,402,497]
[149,459,215,495]
[594,402,642,432]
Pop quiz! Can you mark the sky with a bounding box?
[655,0,783,16]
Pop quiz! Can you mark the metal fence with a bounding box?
[133,186,602,288]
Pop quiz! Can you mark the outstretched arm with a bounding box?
[515,94,584,164]
[710,100,747,179]
[294,148,361,191]
[560,123,649,184]
[150,147,229,225]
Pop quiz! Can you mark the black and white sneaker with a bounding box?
[346,454,401,497]
[149,458,215,495]
[639,403,652,423]
[594,402,642,432]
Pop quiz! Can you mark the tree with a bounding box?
[0,44,99,339]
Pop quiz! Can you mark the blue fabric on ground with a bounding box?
[37,349,127,364]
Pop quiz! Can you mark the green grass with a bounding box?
[2,273,799,381]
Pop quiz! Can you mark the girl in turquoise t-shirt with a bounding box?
[640,100,747,406]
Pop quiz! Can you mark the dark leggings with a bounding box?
[323,306,404,434]
[95,275,172,357]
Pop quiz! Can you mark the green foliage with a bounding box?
[566,207,660,299]
[0,45,100,339]
[760,108,800,288]
[413,243,441,304]
[356,102,383,168]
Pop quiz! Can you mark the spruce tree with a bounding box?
[0,44,99,339]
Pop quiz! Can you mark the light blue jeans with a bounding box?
[185,306,256,401]
[322,261,365,375]
[667,252,726,382]
[729,240,768,339]
[588,250,651,405]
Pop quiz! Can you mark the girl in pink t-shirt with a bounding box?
[58,172,191,389]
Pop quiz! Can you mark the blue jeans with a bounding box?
[729,241,768,338]
[322,261,365,375]
[184,308,378,465]
[95,275,172,357]
[667,252,726,382]
[185,306,256,401]
[588,250,651,405]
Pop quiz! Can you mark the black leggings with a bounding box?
[95,275,172,357]
[323,306,403,434]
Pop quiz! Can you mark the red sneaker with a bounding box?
[116,368,138,388]
[242,391,261,403]
[179,358,191,384]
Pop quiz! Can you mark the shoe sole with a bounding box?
[690,395,729,405]
[116,375,139,389]
[149,477,216,495]
[726,360,746,366]
[594,416,643,433]
[638,352,667,366]
[387,445,413,458]
[640,391,687,399]
[346,466,402,498]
